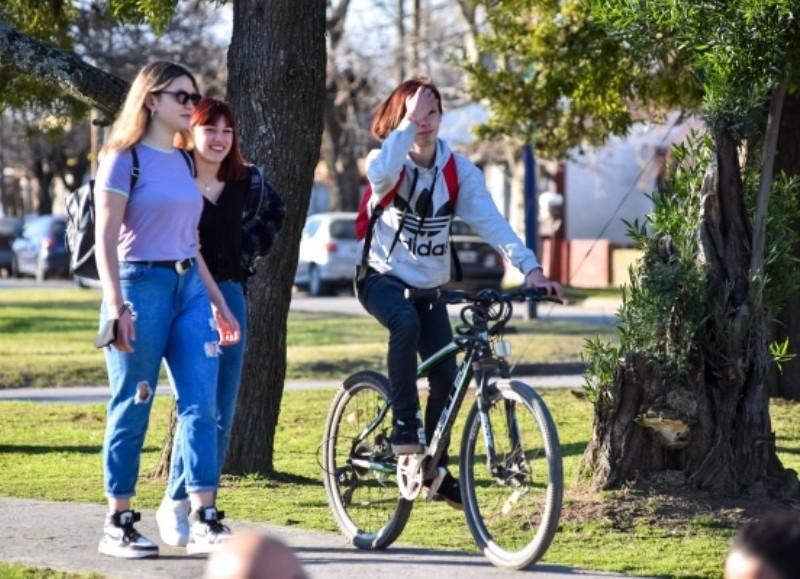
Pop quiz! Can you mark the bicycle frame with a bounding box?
[346,289,538,487]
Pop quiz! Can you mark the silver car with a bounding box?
[294,212,359,296]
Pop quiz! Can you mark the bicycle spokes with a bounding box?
[322,372,413,550]
[461,383,562,569]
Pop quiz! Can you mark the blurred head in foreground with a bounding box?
[724,512,800,579]
[204,531,307,579]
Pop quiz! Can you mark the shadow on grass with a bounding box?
[0,444,102,455]
[224,470,321,487]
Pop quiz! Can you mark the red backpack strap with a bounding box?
[355,170,405,240]
[442,153,458,206]
[356,170,406,282]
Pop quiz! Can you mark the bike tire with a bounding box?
[321,370,413,550]
[460,379,563,570]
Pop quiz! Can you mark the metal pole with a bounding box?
[523,143,538,319]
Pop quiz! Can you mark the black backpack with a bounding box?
[65,149,140,280]
[240,165,286,275]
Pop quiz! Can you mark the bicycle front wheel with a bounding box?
[321,371,413,550]
[460,379,563,570]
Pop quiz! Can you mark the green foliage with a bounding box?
[582,127,800,399]
[464,0,701,158]
[770,337,796,373]
[592,0,800,139]
[583,134,712,397]
[0,0,225,116]
[741,163,800,317]
[581,335,618,404]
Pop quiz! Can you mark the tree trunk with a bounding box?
[768,91,800,400]
[582,118,799,498]
[222,0,326,475]
[148,402,177,480]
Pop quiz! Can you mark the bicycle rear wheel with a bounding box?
[321,371,412,550]
[460,379,563,570]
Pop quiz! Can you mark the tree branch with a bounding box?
[0,18,128,119]
[750,76,789,288]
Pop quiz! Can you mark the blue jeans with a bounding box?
[167,280,247,500]
[101,262,220,499]
[357,272,457,466]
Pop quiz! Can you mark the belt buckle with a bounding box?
[175,259,191,275]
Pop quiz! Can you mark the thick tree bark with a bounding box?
[223,0,326,475]
[582,118,799,498]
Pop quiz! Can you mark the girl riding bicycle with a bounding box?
[355,77,562,510]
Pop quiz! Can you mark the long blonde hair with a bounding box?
[101,61,199,156]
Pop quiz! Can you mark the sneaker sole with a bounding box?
[186,541,226,555]
[422,486,464,512]
[158,530,189,547]
[98,542,159,559]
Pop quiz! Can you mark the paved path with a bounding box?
[0,374,584,403]
[0,498,636,579]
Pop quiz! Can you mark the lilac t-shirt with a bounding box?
[95,144,202,262]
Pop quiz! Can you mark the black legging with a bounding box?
[357,271,457,467]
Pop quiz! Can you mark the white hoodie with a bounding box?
[363,119,541,289]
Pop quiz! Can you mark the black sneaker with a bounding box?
[424,471,463,511]
[390,416,424,454]
[98,510,159,559]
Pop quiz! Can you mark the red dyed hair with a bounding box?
[370,77,442,141]
[179,97,250,182]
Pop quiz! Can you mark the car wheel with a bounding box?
[308,265,329,297]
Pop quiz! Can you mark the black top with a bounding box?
[198,178,250,283]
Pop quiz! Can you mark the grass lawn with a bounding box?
[2,285,795,578]
[2,390,799,578]
[0,288,613,388]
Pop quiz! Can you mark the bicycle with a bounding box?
[321,286,564,570]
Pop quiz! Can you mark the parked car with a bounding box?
[444,218,506,292]
[0,217,24,276]
[294,212,359,296]
[11,214,70,282]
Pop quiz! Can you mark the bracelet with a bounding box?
[117,303,131,317]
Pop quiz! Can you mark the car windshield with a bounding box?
[450,220,476,236]
[329,219,356,240]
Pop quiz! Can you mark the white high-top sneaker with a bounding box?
[186,506,233,555]
[155,496,190,547]
[98,510,159,559]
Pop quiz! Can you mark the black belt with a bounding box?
[149,258,195,275]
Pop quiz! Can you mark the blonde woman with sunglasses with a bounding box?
[94,61,240,559]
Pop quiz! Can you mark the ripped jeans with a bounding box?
[166,280,247,500]
[101,261,220,499]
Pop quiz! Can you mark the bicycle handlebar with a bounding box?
[403,286,563,305]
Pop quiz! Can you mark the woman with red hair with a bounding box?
[156,97,285,548]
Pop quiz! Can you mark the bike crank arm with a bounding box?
[396,454,427,500]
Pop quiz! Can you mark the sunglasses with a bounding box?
[159,90,202,106]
